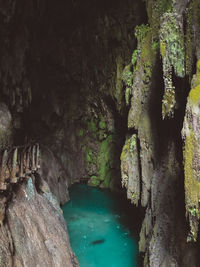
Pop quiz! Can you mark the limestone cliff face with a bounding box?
[0,1,144,265]
[0,177,79,267]
[0,110,77,266]
[182,60,200,242]
[24,0,146,190]
[3,177,78,267]
[0,0,199,266]
[120,0,200,266]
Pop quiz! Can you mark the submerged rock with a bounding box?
[91,239,105,245]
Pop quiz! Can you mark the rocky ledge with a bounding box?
[0,174,78,267]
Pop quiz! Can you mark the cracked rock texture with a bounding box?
[0,177,78,267]
[121,0,200,266]
[0,0,199,266]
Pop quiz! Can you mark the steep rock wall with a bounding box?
[0,176,78,266]
[0,0,199,266]
[0,1,146,265]
[24,0,146,189]
[121,0,200,266]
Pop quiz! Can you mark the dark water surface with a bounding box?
[62,184,139,267]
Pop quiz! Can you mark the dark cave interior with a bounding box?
[0,0,200,266]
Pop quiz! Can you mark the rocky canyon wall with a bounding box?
[0,0,199,266]
[121,0,200,266]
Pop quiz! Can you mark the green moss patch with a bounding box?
[78,129,84,137]
[97,135,116,188]
[88,120,98,136]
[185,0,200,77]
[184,60,200,241]
[184,130,200,241]
[189,85,200,104]
[88,176,101,187]
[160,11,185,118]
[189,59,200,104]
[99,116,106,130]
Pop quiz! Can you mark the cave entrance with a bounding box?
[62,183,140,267]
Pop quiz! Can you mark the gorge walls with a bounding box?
[0,0,199,266]
[121,0,200,266]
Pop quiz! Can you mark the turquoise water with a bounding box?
[62,184,139,267]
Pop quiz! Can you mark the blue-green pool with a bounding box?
[62,184,139,267]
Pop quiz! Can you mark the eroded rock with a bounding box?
[39,147,69,205]
[6,177,78,267]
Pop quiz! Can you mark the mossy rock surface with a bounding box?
[183,59,200,241]
[88,176,101,187]
[97,134,116,187]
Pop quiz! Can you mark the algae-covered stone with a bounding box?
[185,0,200,77]
[128,27,157,129]
[182,59,200,241]
[126,26,156,207]
[160,11,185,119]
[88,176,101,187]
[97,134,116,188]
[121,134,140,206]
[88,119,98,139]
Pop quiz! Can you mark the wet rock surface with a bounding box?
[0,177,78,267]
[39,146,70,205]
[121,0,200,265]
[0,0,199,266]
